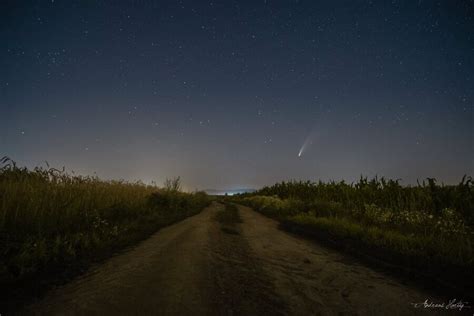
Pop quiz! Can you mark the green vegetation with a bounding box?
[235,177,474,285]
[0,157,210,296]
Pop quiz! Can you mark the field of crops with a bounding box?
[0,157,210,306]
[236,177,474,288]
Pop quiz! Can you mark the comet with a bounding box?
[297,143,306,157]
[298,124,324,158]
[297,110,326,158]
[297,136,311,157]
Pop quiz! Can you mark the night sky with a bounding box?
[1,1,473,191]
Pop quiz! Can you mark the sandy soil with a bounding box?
[24,202,461,315]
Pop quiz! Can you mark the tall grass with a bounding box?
[256,177,474,224]
[0,157,210,283]
[236,177,474,287]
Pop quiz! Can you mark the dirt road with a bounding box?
[25,202,455,315]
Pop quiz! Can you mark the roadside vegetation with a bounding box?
[233,177,474,290]
[0,157,210,308]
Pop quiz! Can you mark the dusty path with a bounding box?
[25,202,456,315]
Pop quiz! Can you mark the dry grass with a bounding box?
[0,157,210,283]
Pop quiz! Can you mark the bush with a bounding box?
[237,176,474,278]
[255,177,474,223]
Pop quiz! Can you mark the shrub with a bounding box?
[237,175,474,275]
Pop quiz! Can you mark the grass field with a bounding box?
[233,177,474,289]
[0,157,210,306]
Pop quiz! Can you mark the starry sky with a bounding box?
[1,0,473,191]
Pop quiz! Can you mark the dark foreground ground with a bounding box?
[23,202,467,315]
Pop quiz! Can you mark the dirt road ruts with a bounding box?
[25,202,451,315]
